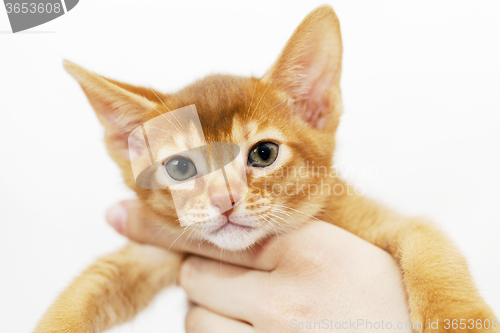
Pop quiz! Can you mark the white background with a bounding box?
[1,1,499,332]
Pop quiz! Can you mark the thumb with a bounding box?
[105,199,288,270]
[106,199,173,244]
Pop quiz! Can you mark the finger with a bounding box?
[106,200,293,270]
[185,306,254,333]
[180,255,270,323]
[106,200,130,235]
[106,199,188,246]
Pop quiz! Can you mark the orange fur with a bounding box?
[34,5,497,333]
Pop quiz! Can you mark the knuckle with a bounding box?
[261,294,316,330]
[258,291,286,321]
[257,278,319,327]
[259,299,297,330]
[283,295,316,318]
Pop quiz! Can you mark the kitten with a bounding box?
[34,5,497,333]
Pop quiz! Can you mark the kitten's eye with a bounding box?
[248,142,279,167]
[165,157,197,181]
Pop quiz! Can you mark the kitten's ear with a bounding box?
[262,5,342,130]
[63,60,160,160]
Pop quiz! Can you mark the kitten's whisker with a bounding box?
[198,238,205,254]
[269,212,291,226]
[148,103,185,137]
[270,208,291,225]
[269,214,287,230]
[148,88,186,131]
[145,126,168,133]
[269,207,291,216]
[262,215,279,239]
[245,79,259,120]
[175,215,191,223]
[167,224,193,250]
[147,224,168,228]
[255,100,285,124]
[148,88,171,112]
[187,229,199,247]
[301,201,339,224]
[182,227,197,252]
[267,215,282,229]
[148,225,167,244]
[226,250,237,265]
[245,100,285,133]
[270,204,325,223]
[219,248,230,272]
[250,80,274,119]
[147,213,193,243]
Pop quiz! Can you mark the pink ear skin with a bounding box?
[262,5,343,130]
[62,60,162,160]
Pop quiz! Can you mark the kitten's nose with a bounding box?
[211,191,241,214]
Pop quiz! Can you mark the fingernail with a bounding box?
[106,203,128,235]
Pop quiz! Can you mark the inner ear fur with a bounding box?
[262,5,343,130]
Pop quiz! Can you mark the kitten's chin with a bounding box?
[202,225,263,251]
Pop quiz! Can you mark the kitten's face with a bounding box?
[64,5,343,250]
[135,76,338,250]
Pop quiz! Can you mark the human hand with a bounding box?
[107,200,411,332]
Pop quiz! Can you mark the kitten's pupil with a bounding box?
[258,146,271,161]
[248,142,279,167]
[166,157,197,181]
[174,159,189,174]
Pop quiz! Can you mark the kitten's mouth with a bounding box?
[202,216,260,250]
[210,219,254,234]
[210,221,254,234]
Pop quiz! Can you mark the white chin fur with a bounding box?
[203,228,261,251]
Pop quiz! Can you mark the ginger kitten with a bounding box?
[35,5,497,333]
